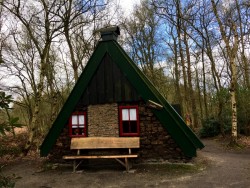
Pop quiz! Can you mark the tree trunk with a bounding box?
[211,0,239,143]
[64,25,79,82]
[230,62,238,143]
[201,45,208,118]
[183,29,198,128]
[22,59,46,155]
[172,31,183,109]
[235,0,250,89]
[45,49,58,125]
[176,0,190,123]
[195,67,203,121]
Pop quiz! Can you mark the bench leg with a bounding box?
[73,160,83,172]
[73,160,76,172]
[125,158,129,171]
[115,158,132,172]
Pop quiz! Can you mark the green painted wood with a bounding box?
[78,53,139,105]
[40,40,204,157]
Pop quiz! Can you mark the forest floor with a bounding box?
[1,135,250,188]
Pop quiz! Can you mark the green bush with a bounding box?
[199,118,221,138]
[0,91,23,136]
[199,117,231,137]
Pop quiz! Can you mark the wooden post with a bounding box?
[73,160,76,172]
[125,158,128,172]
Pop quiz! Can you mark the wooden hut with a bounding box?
[40,26,204,170]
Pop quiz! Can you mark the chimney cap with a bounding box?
[99,26,120,41]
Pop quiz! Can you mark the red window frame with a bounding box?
[69,112,87,137]
[119,106,140,137]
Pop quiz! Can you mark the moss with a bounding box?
[135,162,205,177]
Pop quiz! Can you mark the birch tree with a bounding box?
[211,0,239,144]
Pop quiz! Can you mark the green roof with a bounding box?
[40,40,204,157]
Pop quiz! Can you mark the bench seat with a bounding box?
[63,154,138,159]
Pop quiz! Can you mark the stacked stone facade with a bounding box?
[138,104,187,162]
[50,102,189,162]
[88,103,118,137]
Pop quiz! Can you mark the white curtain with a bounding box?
[72,115,78,124]
[122,109,129,120]
[72,115,85,128]
[130,109,137,120]
[122,108,137,121]
[79,115,85,128]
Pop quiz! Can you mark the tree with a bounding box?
[211,0,239,144]
[54,0,107,82]
[1,0,66,154]
[122,0,169,94]
[152,0,201,127]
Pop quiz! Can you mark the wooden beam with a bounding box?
[147,100,163,110]
[63,155,138,160]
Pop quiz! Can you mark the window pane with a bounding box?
[129,109,137,120]
[79,128,85,135]
[122,109,129,120]
[79,115,85,125]
[130,121,137,133]
[122,121,130,133]
[72,115,78,125]
[72,128,78,135]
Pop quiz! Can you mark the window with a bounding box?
[69,112,87,137]
[119,106,139,136]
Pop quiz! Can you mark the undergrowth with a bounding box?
[0,165,21,188]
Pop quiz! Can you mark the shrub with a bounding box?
[199,118,221,138]
[199,117,231,137]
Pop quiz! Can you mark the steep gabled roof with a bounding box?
[40,40,204,157]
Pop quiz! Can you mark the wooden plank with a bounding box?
[89,73,98,104]
[70,137,140,149]
[97,57,105,103]
[81,87,90,106]
[104,55,114,102]
[113,61,122,101]
[63,154,138,159]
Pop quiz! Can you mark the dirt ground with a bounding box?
[1,137,250,188]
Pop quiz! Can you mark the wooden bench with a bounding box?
[63,137,140,172]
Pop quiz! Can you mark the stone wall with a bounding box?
[49,102,189,162]
[138,104,189,162]
[88,103,119,137]
[49,127,72,161]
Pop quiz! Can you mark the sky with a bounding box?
[118,0,140,16]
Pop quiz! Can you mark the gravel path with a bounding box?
[160,139,250,188]
[2,138,250,188]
